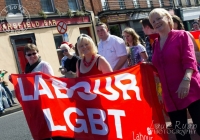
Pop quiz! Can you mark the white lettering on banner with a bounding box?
[43,108,67,131]
[17,78,34,101]
[18,73,141,101]
[64,107,88,133]
[43,107,126,138]
[34,75,54,100]
[71,82,97,100]
[51,78,72,98]
[87,108,108,135]
[93,78,119,100]
[108,110,125,139]
[115,73,141,101]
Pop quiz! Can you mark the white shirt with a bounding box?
[98,34,128,69]
[32,61,54,76]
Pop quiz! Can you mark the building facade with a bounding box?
[173,0,200,30]
[97,0,173,37]
[0,0,101,88]
[97,0,200,37]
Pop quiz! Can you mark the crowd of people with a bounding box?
[0,7,200,140]
[0,69,17,115]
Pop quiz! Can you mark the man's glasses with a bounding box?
[26,52,37,57]
[77,34,92,41]
[62,49,68,53]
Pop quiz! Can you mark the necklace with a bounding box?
[83,55,95,67]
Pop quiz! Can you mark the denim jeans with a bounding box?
[2,84,15,103]
[0,85,4,112]
[0,85,11,106]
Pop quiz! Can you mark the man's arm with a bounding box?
[113,55,128,71]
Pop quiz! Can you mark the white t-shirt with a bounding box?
[98,34,128,69]
[32,61,54,76]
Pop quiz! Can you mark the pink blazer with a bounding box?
[152,30,200,112]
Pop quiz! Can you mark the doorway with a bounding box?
[10,33,36,74]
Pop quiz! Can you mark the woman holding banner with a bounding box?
[149,8,200,140]
[76,34,112,77]
[24,43,54,76]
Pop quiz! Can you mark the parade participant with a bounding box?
[60,43,78,78]
[149,8,200,140]
[96,22,128,71]
[60,42,74,68]
[191,21,200,31]
[24,43,54,76]
[172,15,200,71]
[172,15,185,30]
[76,34,112,77]
[140,18,158,62]
[0,69,17,105]
[0,84,5,115]
[122,27,148,66]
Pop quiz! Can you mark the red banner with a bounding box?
[190,31,200,50]
[11,64,168,140]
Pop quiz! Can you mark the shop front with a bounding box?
[0,16,94,87]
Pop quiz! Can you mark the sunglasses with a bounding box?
[62,49,68,53]
[77,34,92,41]
[26,52,37,57]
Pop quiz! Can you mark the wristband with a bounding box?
[183,77,190,81]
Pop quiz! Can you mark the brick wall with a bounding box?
[0,0,100,17]
[0,0,6,16]
[21,0,41,16]
[84,0,102,15]
[91,0,102,15]
[54,0,69,13]
[21,0,69,16]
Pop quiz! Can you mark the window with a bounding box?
[185,0,191,6]
[5,0,21,14]
[194,0,199,5]
[177,0,182,6]
[101,0,109,10]
[159,0,164,7]
[54,34,63,49]
[146,0,151,7]
[118,0,125,9]
[40,0,55,13]
[68,0,79,11]
[133,0,139,8]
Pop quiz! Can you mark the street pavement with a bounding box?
[1,98,200,140]
[0,111,32,140]
[0,97,21,117]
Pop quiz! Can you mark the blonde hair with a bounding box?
[77,35,97,58]
[122,27,140,46]
[149,8,173,30]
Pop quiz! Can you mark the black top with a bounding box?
[64,55,79,73]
